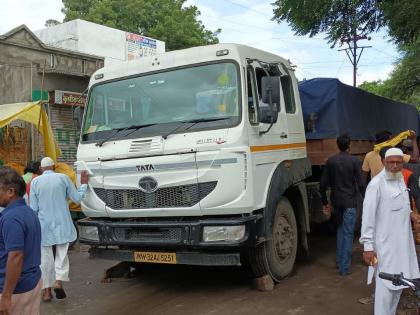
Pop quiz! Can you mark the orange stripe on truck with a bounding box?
[250,143,306,152]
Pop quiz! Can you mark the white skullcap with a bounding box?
[40,157,55,168]
[385,147,404,158]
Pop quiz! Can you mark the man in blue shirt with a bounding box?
[30,157,88,302]
[0,166,42,314]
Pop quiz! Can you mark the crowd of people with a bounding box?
[0,131,419,314]
[321,130,420,315]
[0,157,87,314]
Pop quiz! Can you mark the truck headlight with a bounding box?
[79,225,99,241]
[202,225,245,242]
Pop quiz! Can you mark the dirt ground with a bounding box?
[40,233,413,315]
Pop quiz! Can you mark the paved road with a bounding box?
[41,234,376,315]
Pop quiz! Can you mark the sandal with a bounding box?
[54,287,67,299]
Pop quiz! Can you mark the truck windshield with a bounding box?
[82,62,240,141]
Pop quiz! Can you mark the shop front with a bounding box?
[50,90,86,165]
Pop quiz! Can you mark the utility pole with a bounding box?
[338,34,371,86]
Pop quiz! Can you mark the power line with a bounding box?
[202,16,267,33]
[295,67,319,78]
[371,47,400,59]
[301,62,395,70]
[335,57,347,77]
[223,0,270,18]
[338,34,372,86]
[297,56,393,65]
[201,13,277,33]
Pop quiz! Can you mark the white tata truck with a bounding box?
[76,44,314,282]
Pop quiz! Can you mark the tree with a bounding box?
[358,80,390,97]
[359,41,420,107]
[59,0,220,51]
[273,0,385,86]
[384,41,420,106]
[272,0,384,48]
[272,0,419,105]
[381,0,420,46]
[45,19,61,27]
[357,0,420,107]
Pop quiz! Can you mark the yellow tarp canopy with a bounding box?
[0,101,61,161]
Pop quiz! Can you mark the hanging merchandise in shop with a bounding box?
[0,101,61,165]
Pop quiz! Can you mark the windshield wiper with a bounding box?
[162,118,231,140]
[95,123,156,147]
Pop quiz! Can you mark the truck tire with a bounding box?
[249,197,298,282]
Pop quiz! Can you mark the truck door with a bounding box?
[278,63,306,158]
[246,62,290,207]
[247,62,290,155]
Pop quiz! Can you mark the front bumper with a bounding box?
[78,214,262,250]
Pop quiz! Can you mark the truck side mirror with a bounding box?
[261,76,281,104]
[259,105,278,124]
[73,106,83,129]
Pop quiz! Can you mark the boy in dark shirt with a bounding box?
[320,134,365,276]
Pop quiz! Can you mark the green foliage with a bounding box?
[358,80,390,97]
[381,0,420,46]
[272,0,419,106]
[45,19,61,27]
[272,0,384,47]
[359,40,420,107]
[386,41,420,107]
[60,0,219,50]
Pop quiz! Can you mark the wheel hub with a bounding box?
[274,215,295,263]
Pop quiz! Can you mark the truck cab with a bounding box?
[76,44,311,281]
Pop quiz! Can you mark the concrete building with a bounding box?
[36,19,165,66]
[0,25,104,165]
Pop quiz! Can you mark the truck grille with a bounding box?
[113,227,184,243]
[128,138,162,154]
[93,181,217,209]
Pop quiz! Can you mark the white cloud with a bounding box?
[0,0,64,34]
[357,64,395,85]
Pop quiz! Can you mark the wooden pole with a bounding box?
[37,60,47,130]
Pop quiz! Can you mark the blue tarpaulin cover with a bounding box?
[299,78,420,140]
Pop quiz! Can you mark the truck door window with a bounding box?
[280,64,296,113]
[247,67,259,125]
[255,66,281,112]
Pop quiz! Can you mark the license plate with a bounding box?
[133,251,177,264]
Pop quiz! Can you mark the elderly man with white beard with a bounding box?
[360,147,420,315]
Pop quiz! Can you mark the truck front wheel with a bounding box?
[248,197,298,282]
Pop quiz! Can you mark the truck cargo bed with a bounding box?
[307,139,373,165]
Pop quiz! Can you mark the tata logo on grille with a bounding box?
[136,164,155,172]
[138,176,158,193]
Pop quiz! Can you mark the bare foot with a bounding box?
[42,288,52,302]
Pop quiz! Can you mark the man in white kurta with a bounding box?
[29,157,88,301]
[360,147,420,315]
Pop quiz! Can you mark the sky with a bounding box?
[0,0,401,86]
